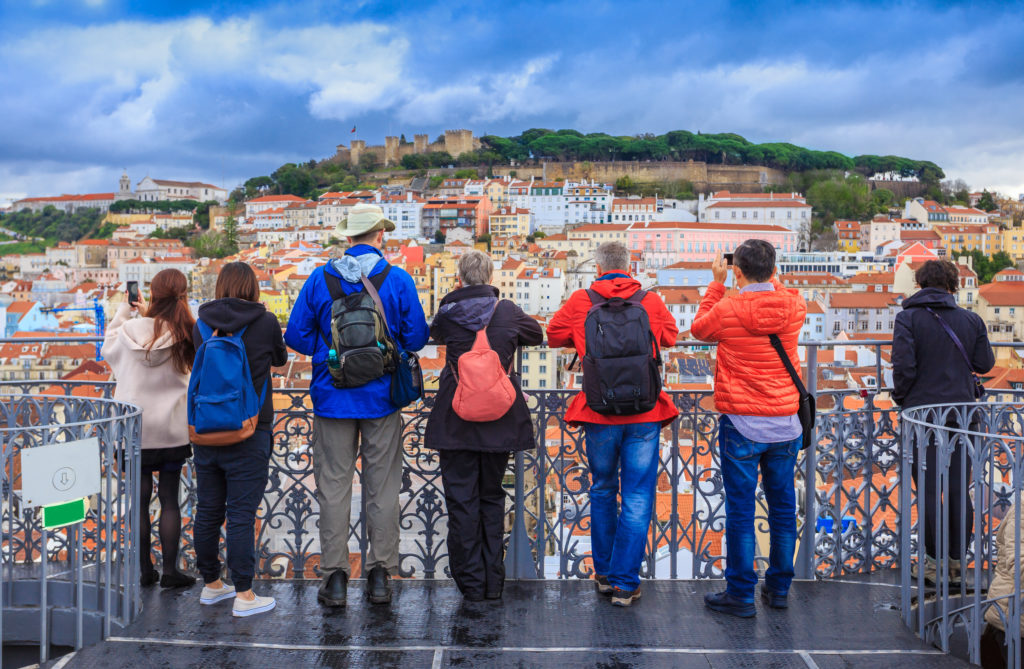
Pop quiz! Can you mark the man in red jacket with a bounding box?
[690,239,806,617]
[548,242,678,606]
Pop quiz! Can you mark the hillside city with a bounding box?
[4,136,1024,574]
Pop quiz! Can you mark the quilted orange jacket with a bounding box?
[690,279,807,416]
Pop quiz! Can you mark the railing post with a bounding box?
[505,449,534,579]
[796,344,818,580]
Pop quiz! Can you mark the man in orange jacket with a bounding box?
[690,239,806,618]
[548,241,678,607]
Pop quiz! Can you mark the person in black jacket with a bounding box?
[893,259,994,582]
[191,262,288,617]
[425,250,543,601]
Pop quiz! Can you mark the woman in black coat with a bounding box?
[893,259,994,583]
[425,250,543,601]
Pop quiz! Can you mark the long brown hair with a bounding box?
[146,269,196,374]
[215,262,260,302]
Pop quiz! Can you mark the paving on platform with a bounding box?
[49,579,967,669]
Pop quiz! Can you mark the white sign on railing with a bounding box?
[19,437,101,508]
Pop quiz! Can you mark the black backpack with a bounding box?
[321,265,399,388]
[581,288,662,415]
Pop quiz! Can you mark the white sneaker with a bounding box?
[232,593,276,617]
[200,583,236,605]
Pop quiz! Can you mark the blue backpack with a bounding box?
[187,320,266,446]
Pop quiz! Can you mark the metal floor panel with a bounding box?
[54,579,966,668]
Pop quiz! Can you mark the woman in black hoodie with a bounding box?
[893,259,994,584]
[191,262,288,617]
[425,250,543,601]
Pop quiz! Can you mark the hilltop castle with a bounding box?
[334,129,480,167]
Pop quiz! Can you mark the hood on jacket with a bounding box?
[729,282,805,336]
[197,297,268,334]
[902,287,956,310]
[435,284,499,332]
[330,254,382,283]
[119,317,175,367]
[589,274,644,300]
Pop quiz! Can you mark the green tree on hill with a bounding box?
[977,190,997,212]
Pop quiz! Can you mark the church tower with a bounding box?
[116,171,132,200]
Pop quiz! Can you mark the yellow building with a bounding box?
[426,253,458,316]
[1003,226,1024,262]
[102,212,158,226]
[935,223,1003,255]
[483,179,509,209]
[488,207,531,238]
[260,289,290,322]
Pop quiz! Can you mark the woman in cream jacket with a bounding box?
[102,269,196,588]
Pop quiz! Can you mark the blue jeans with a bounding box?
[719,416,799,602]
[584,422,660,591]
[193,429,271,593]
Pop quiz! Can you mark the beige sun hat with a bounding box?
[334,202,396,237]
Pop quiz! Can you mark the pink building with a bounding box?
[626,221,797,268]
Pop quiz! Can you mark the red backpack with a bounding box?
[450,304,517,422]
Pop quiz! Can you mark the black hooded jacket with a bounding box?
[892,287,994,409]
[425,284,544,452]
[193,298,288,430]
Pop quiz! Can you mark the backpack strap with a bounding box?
[198,319,214,342]
[768,334,808,396]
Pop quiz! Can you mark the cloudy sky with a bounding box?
[2,0,1023,205]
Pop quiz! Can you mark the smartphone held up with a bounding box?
[126,281,139,307]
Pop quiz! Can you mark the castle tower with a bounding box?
[414,134,429,154]
[384,136,399,167]
[444,129,475,158]
[350,140,366,167]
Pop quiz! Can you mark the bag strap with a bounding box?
[926,307,977,376]
[768,334,807,396]
[361,273,390,331]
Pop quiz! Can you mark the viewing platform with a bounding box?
[58,578,962,668]
[3,339,1023,667]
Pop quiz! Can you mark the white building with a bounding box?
[245,194,309,219]
[514,267,564,315]
[135,177,228,204]
[118,256,197,286]
[375,192,426,239]
[700,191,812,234]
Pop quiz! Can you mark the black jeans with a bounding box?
[193,430,271,592]
[439,450,510,597]
[912,418,974,560]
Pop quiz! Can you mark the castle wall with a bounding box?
[491,161,786,192]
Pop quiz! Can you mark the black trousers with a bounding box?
[439,450,510,597]
[912,420,974,560]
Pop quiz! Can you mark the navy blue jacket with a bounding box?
[892,287,994,409]
[284,245,429,419]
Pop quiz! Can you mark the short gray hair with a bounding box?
[458,250,493,286]
[595,241,630,272]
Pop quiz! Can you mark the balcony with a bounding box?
[3,339,1023,667]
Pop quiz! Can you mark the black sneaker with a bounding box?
[317,570,348,607]
[704,589,756,618]
[760,586,788,609]
[159,571,196,588]
[366,566,392,605]
[594,575,613,596]
[610,586,642,607]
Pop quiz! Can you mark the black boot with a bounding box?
[366,566,392,605]
[318,570,348,607]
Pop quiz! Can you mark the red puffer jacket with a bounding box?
[690,280,806,416]
[547,273,679,426]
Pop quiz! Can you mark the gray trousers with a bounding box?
[312,412,404,576]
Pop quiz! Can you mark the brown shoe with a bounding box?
[594,575,613,595]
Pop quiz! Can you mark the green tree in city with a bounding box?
[977,190,997,212]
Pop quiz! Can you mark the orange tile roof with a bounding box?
[978,282,1024,307]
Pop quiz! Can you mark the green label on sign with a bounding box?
[42,498,87,529]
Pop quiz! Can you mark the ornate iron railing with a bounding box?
[3,341,1022,586]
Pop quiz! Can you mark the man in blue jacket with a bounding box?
[285,203,429,607]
